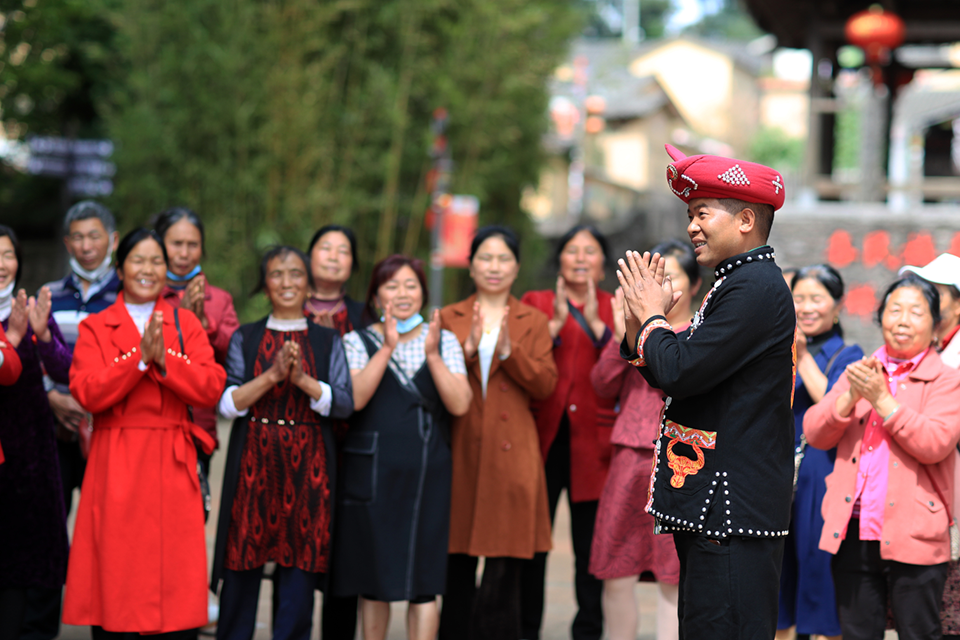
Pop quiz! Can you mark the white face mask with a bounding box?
[0,281,14,322]
[70,253,113,283]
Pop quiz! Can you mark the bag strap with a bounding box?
[360,328,441,415]
[173,307,185,353]
[173,308,195,423]
[823,342,848,376]
[567,301,597,343]
[923,464,954,525]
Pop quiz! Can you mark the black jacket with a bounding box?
[622,245,796,540]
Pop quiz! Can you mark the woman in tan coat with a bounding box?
[438,225,557,640]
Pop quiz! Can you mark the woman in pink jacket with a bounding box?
[805,273,960,640]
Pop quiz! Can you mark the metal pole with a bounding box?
[428,108,451,313]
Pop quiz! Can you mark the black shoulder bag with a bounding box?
[174,308,212,522]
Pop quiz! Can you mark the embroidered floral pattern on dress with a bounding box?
[225,328,332,574]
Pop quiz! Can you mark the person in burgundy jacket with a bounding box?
[589,239,700,640]
[519,224,615,640]
[154,207,239,471]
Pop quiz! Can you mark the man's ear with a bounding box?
[737,207,757,235]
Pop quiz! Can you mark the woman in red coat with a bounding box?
[520,224,615,640]
[64,228,226,639]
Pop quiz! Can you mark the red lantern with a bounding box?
[845,5,905,64]
[845,4,905,87]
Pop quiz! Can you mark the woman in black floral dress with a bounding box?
[211,246,353,640]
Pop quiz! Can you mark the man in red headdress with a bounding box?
[616,145,796,639]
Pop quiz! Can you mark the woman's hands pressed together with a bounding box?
[616,250,682,343]
[140,311,167,371]
[837,356,899,419]
[267,340,298,384]
[180,275,208,329]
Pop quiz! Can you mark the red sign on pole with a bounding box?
[439,195,479,268]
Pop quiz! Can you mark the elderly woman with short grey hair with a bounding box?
[806,274,960,640]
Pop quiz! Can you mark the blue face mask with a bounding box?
[382,313,424,334]
[166,265,202,286]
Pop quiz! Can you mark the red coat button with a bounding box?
[501,441,512,451]
[500,412,509,421]
[500,383,509,392]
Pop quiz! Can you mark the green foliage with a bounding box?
[640,0,673,40]
[833,105,860,172]
[682,0,762,42]
[580,0,674,41]
[748,126,802,173]
[0,0,113,136]
[0,0,117,233]
[3,0,581,319]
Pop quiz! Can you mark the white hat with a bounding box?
[899,253,960,289]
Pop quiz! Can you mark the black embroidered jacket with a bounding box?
[621,245,796,539]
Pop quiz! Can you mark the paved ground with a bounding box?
[58,419,666,639]
[58,418,896,639]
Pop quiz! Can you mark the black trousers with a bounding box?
[321,594,358,640]
[833,522,948,640]
[520,416,603,640]
[0,588,27,640]
[439,555,523,640]
[673,532,785,640]
[91,628,197,640]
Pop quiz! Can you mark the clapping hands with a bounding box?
[268,340,302,385]
[616,251,682,342]
[180,276,208,329]
[844,356,888,406]
[424,309,442,357]
[139,312,166,370]
[6,287,54,346]
[6,290,28,348]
